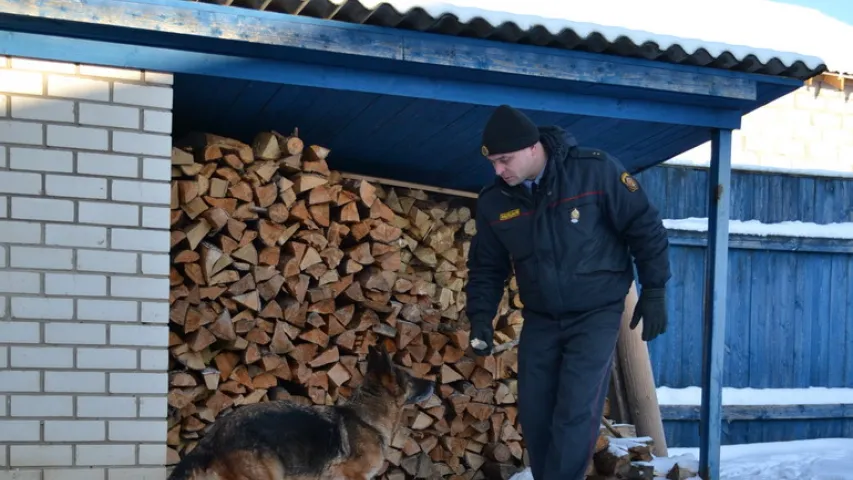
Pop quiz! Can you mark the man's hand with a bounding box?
[629,287,667,342]
[469,319,494,356]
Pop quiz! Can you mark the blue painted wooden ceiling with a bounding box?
[171,74,790,192]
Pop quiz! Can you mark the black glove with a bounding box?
[469,318,494,356]
[630,287,667,342]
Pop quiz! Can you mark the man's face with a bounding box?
[487,145,537,187]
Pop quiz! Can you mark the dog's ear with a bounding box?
[367,344,392,374]
[367,342,402,396]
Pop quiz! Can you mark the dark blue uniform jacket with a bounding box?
[465,126,671,324]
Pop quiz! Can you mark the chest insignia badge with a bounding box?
[499,208,521,221]
[570,208,580,224]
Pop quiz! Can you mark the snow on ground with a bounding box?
[507,438,853,480]
[667,438,853,480]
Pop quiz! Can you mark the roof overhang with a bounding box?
[0,0,821,191]
[182,0,838,80]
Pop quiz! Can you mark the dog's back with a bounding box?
[168,402,350,480]
[167,344,434,480]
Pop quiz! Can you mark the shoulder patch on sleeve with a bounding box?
[620,171,640,192]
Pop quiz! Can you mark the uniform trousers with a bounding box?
[516,301,624,480]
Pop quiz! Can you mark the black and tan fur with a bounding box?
[167,343,435,480]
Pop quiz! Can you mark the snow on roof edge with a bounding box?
[343,0,852,75]
[188,0,853,78]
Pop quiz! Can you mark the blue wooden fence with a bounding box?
[633,164,853,448]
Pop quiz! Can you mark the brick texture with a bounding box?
[665,76,853,174]
[0,55,171,478]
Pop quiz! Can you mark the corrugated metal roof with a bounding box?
[186,0,851,80]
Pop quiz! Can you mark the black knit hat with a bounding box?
[480,105,539,156]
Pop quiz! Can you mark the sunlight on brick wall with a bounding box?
[0,56,172,480]
[667,77,853,174]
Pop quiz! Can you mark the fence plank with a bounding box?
[636,165,853,224]
[641,164,853,447]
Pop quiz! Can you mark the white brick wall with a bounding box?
[1,55,172,479]
[666,75,853,174]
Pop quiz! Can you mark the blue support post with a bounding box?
[698,128,732,479]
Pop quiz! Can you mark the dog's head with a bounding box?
[365,343,435,406]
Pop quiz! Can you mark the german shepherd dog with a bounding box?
[168,343,435,480]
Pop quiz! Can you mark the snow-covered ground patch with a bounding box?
[508,438,853,480]
[667,438,853,480]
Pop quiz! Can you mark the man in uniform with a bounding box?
[465,105,671,480]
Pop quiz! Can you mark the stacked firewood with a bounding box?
[166,129,664,480]
[166,129,528,478]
